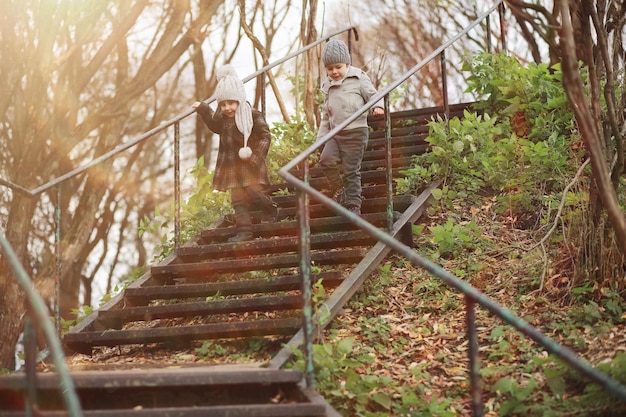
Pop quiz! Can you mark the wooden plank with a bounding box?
[177,230,374,261]
[366,135,428,152]
[367,101,477,129]
[0,367,304,390]
[123,271,343,305]
[151,248,367,279]
[0,403,327,417]
[369,125,430,139]
[201,211,391,240]
[98,294,303,325]
[362,144,429,162]
[64,317,302,349]
[267,195,413,221]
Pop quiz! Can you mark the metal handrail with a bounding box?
[278,1,626,414]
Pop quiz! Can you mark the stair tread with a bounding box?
[124,271,343,303]
[0,366,304,388]
[151,248,368,278]
[177,229,375,261]
[98,294,303,324]
[64,317,302,347]
[0,404,327,417]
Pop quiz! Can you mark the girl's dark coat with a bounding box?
[196,103,271,191]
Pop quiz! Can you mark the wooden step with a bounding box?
[151,248,368,281]
[177,230,375,262]
[362,144,429,162]
[0,404,327,417]
[367,101,477,130]
[367,133,428,149]
[198,211,392,240]
[369,124,430,139]
[95,294,303,330]
[64,317,302,353]
[124,271,343,306]
[0,367,327,416]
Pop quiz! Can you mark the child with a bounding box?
[317,39,385,216]
[192,65,277,242]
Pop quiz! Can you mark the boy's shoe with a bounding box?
[228,231,254,243]
[346,205,361,216]
[332,188,346,205]
[261,203,279,223]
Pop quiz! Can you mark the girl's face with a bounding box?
[325,63,348,81]
[219,100,239,117]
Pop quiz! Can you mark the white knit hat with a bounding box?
[214,65,253,160]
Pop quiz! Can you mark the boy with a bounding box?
[317,39,384,215]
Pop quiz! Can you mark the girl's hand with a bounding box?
[372,107,384,116]
[192,101,201,108]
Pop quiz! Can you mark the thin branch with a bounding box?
[238,0,291,124]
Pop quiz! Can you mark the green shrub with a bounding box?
[398,52,581,220]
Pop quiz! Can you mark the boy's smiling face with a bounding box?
[325,63,348,81]
[219,100,239,117]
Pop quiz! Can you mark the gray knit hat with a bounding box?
[213,65,254,160]
[321,39,351,66]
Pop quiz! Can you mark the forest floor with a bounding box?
[313,195,626,416]
[62,194,626,416]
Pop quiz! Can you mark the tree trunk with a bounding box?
[0,195,37,369]
[300,0,318,129]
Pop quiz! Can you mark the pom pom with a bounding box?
[239,146,253,160]
[217,64,239,81]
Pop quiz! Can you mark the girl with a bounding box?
[193,65,277,242]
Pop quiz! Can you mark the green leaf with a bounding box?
[493,376,516,394]
[371,391,392,410]
[545,371,566,398]
[336,337,354,356]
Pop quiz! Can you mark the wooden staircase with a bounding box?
[0,102,476,416]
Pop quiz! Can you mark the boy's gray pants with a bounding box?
[319,127,368,209]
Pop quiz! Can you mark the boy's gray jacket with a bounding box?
[317,66,383,140]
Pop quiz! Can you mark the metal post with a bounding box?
[55,185,61,338]
[486,13,492,53]
[298,160,314,389]
[347,30,352,52]
[174,121,181,249]
[24,314,37,417]
[440,51,450,132]
[466,298,483,416]
[384,94,393,231]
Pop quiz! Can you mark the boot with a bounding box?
[346,204,361,216]
[230,201,254,242]
[228,229,253,242]
[261,201,279,223]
